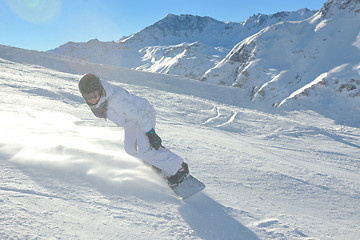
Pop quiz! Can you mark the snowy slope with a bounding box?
[49,10,316,78]
[201,0,360,123]
[1,45,360,239]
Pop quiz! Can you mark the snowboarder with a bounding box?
[78,73,189,186]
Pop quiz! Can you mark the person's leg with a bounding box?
[123,123,138,156]
[136,125,183,175]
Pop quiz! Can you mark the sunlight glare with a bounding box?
[5,0,61,24]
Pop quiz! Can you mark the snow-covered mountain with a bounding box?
[119,10,315,48]
[201,0,360,120]
[47,0,360,122]
[49,9,316,79]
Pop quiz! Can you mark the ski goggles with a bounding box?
[82,90,100,101]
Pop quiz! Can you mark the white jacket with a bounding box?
[89,80,183,175]
[93,80,156,133]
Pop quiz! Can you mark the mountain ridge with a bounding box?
[49,8,316,71]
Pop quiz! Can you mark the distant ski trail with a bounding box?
[217,111,237,127]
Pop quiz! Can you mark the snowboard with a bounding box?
[169,174,206,199]
[149,164,205,199]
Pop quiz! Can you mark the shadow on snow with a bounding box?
[180,193,259,240]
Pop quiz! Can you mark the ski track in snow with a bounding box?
[0,54,360,240]
[202,106,238,128]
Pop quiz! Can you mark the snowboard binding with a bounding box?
[167,162,189,187]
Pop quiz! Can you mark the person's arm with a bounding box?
[114,88,156,132]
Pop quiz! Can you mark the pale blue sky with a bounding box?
[0,0,326,51]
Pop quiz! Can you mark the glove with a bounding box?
[146,128,162,150]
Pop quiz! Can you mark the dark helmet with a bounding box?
[78,73,102,94]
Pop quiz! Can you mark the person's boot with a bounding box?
[167,162,189,187]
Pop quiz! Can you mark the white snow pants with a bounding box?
[123,122,183,175]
